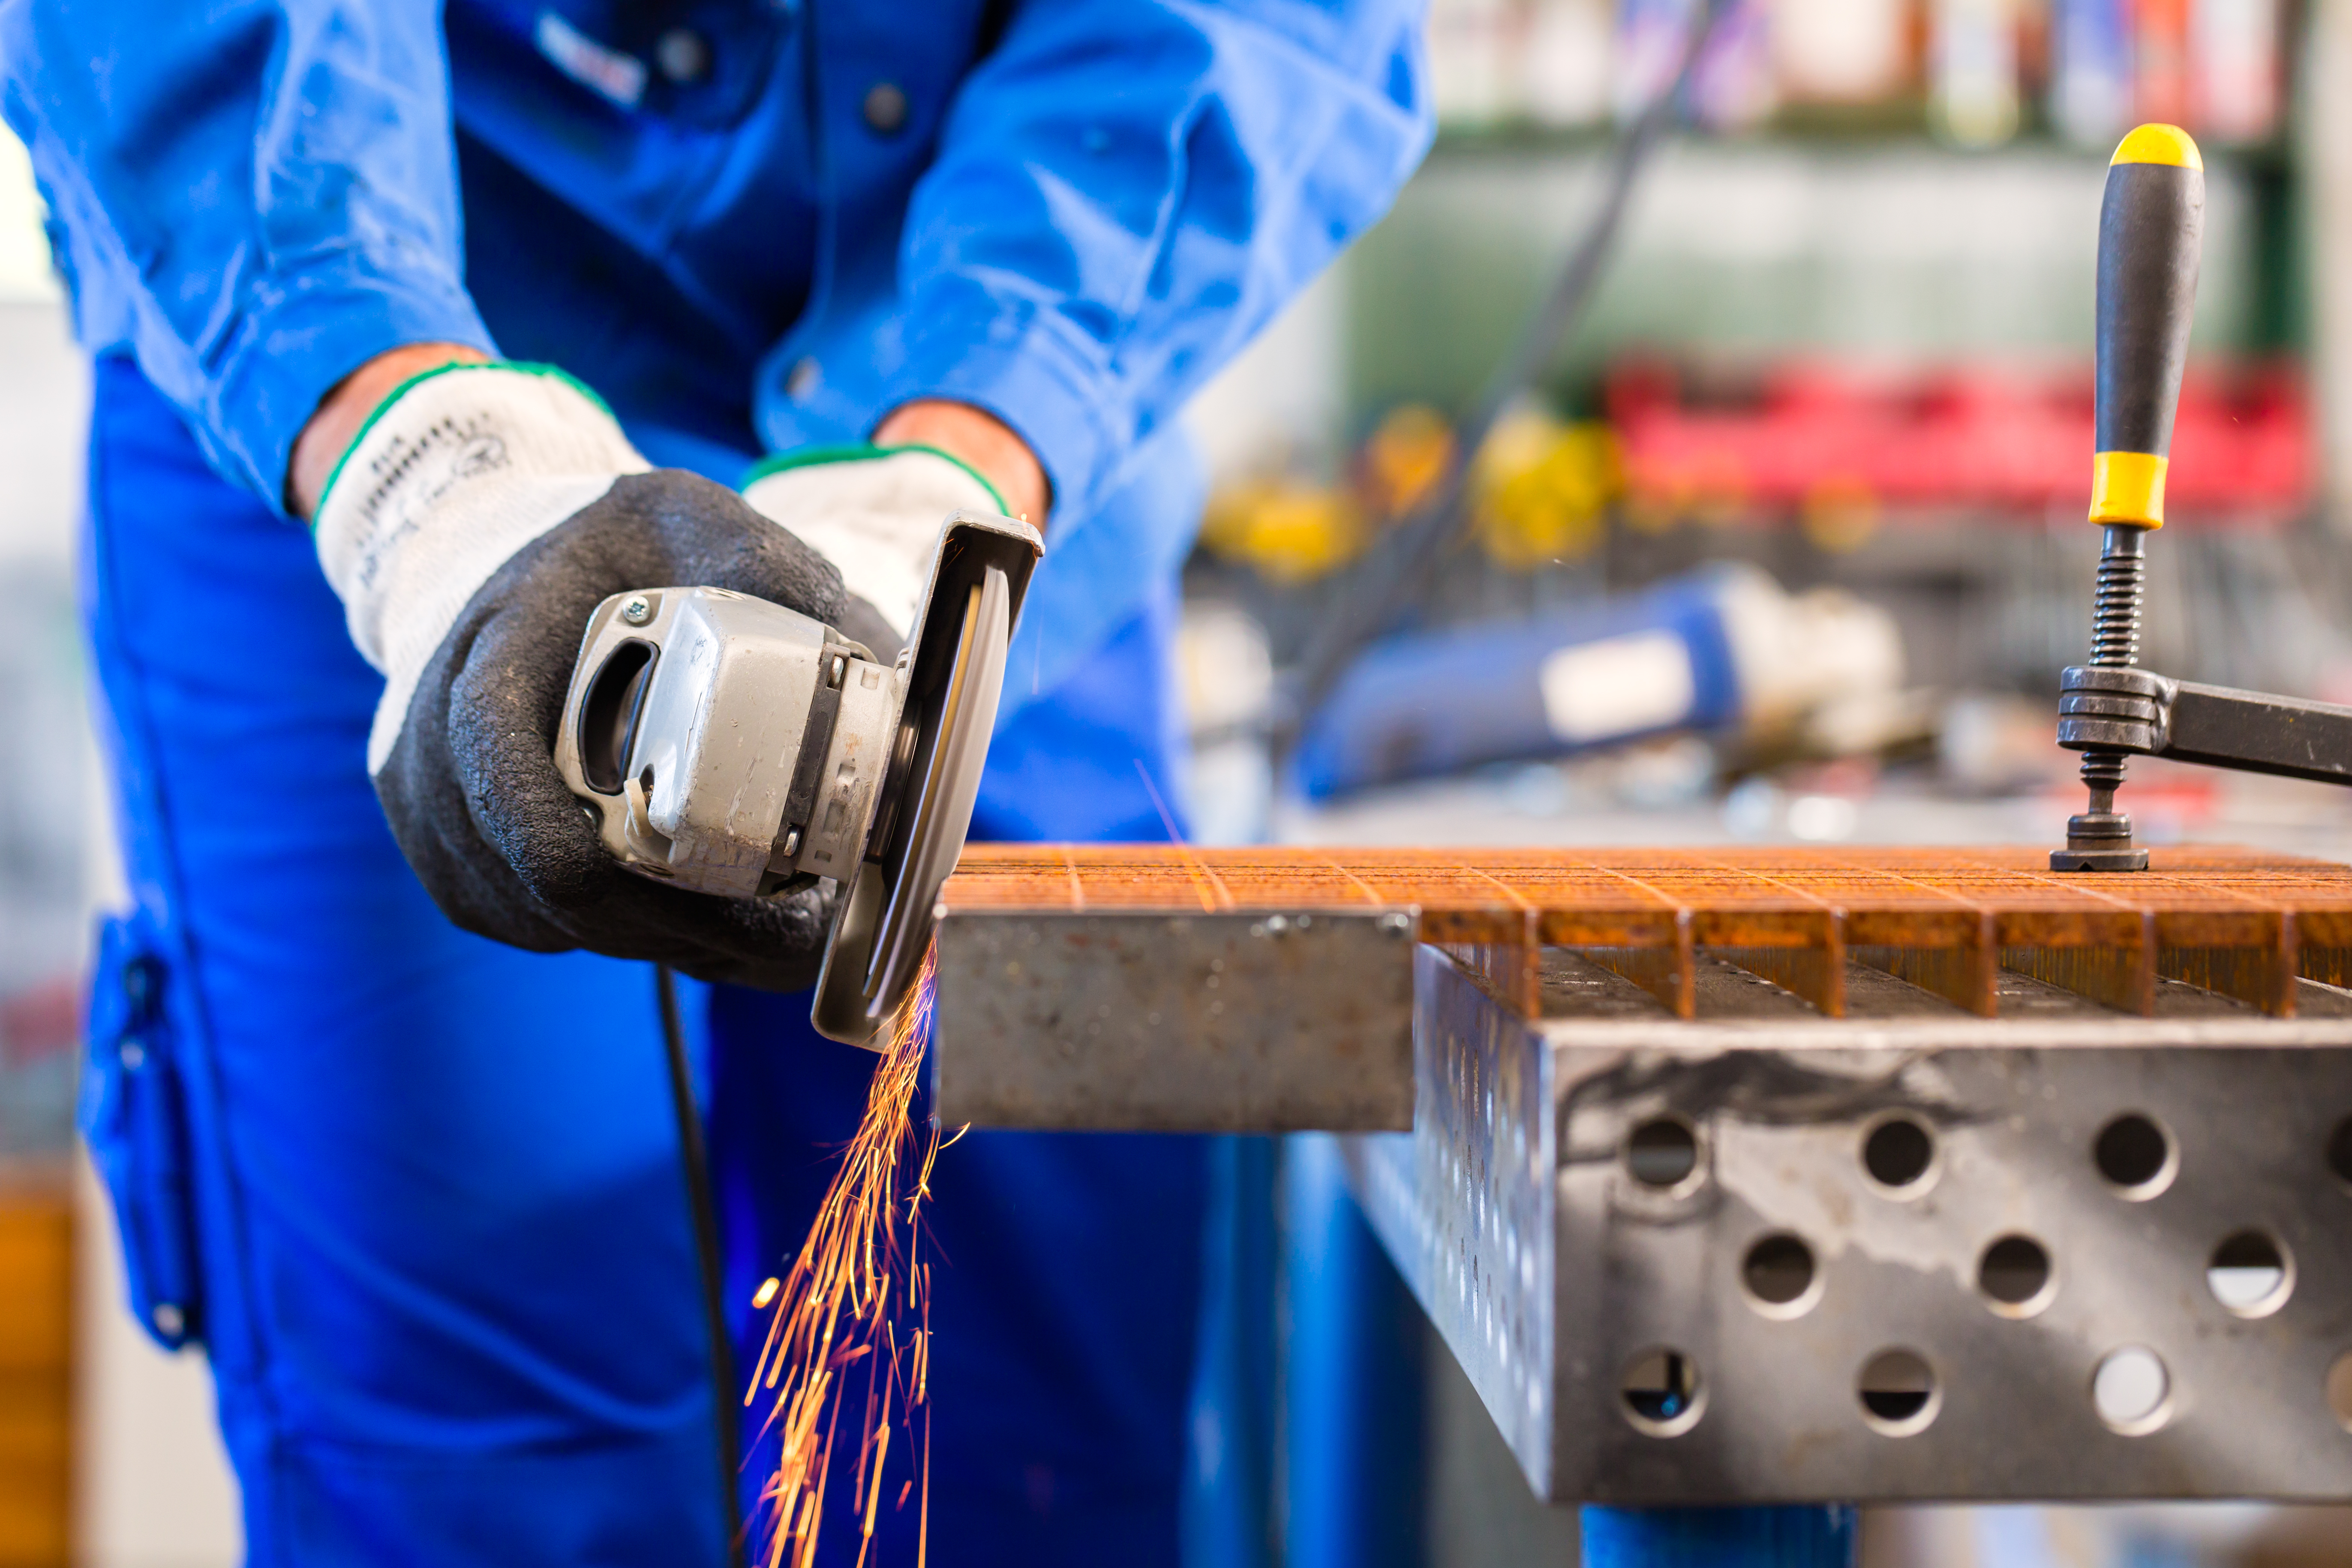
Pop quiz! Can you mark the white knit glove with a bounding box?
[312,360,857,991]
[313,362,650,772]
[739,445,1006,639]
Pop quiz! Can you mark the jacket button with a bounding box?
[862,81,908,134]
[786,357,822,401]
[123,955,159,1016]
[655,28,710,83]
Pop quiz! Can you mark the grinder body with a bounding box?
[556,588,903,898]
[552,509,1042,1042]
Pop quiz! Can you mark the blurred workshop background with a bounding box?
[6,0,2352,1564]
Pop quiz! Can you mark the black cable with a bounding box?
[1278,0,1734,755]
[656,962,745,1567]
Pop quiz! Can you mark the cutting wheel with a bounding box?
[811,564,1012,1040]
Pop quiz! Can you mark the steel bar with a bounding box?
[931,907,1418,1132]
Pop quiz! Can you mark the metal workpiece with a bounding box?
[930,908,1418,1132]
[1343,944,2352,1505]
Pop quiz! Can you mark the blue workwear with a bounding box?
[81,358,1201,1564]
[4,0,1430,690]
[36,6,1433,1565]
[1581,1505,1860,1567]
[26,1,1432,1559]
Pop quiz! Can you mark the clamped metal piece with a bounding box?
[553,509,1042,1044]
[2052,125,2205,872]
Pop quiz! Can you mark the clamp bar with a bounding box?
[2058,665,2352,787]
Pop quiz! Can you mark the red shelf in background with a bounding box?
[1605,358,2314,527]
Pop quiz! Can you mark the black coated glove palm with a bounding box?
[315,363,871,991]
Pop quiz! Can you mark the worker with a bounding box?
[5,3,1431,1563]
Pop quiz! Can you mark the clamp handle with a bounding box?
[2091,124,2205,530]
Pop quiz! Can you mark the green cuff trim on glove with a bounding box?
[740,442,1010,515]
[312,360,617,531]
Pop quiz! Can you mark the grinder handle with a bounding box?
[2091,124,2205,531]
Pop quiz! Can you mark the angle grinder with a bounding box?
[552,508,1042,1044]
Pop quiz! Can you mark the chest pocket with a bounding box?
[81,914,204,1352]
[456,0,791,128]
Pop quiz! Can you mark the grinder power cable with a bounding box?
[553,509,1042,1042]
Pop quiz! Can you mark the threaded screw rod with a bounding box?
[2079,524,2146,802]
[2054,524,2151,871]
[2087,525,2147,667]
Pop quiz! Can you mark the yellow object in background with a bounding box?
[1201,402,1451,584]
[1198,478,1369,583]
[1472,407,1620,569]
[1799,473,1883,553]
[1199,400,1624,583]
[1358,403,1456,520]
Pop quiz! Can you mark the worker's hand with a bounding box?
[740,401,1046,640]
[311,361,852,991]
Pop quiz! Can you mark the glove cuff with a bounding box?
[312,361,650,773]
[739,445,1003,638]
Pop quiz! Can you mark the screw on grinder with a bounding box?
[2052,124,2204,872]
[552,509,1043,1044]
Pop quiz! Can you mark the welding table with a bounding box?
[931,844,2352,1508]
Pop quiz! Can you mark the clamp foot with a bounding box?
[2051,846,2151,872]
[2051,809,2148,872]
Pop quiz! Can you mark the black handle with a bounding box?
[2091,124,2205,529]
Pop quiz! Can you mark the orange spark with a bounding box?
[748,949,943,1566]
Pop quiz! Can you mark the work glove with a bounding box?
[739,445,1006,641]
[314,362,858,991]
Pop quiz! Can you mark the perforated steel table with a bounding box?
[931,844,2352,1502]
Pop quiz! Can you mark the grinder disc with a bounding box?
[810,563,1012,1041]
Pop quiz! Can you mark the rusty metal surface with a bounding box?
[941,844,2352,1021]
[1343,946,2352,1504]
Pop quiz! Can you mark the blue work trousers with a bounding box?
[77,357,1208,1566]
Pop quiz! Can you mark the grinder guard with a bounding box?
[813,514,1039,1043]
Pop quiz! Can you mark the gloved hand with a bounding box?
[739,444,1006,640]
[314,361,853,991]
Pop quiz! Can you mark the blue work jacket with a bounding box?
[2,0,1431,619]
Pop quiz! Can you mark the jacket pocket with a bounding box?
[80,914,203,1350]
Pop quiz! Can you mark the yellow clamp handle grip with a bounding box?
[2091,124,2204,530]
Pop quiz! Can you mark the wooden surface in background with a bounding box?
[0,1177,71,1568]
